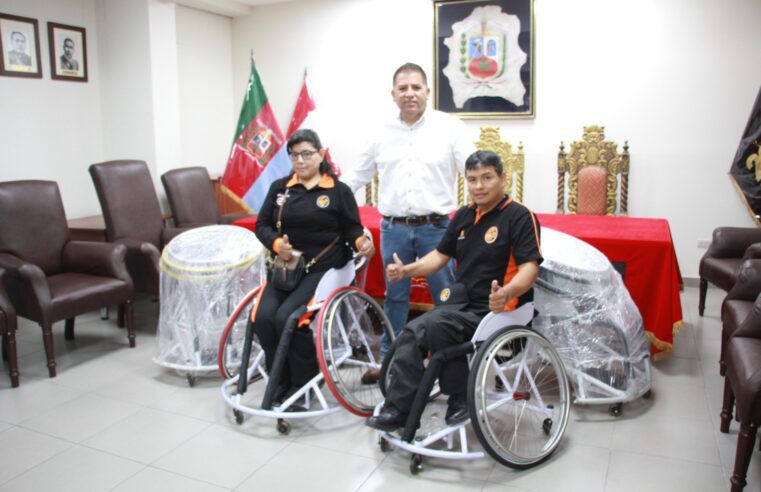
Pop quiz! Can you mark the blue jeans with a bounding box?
[379,218,455,358]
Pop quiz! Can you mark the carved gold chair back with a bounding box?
[557,125,629,215]
[457,127,524,206]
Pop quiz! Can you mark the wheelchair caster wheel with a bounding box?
[233,409,244,425]
[379,436,389,453]
[608,403,623,417]
[542,418,553,435]
[410,454,423,475]
[277,419,290,435]
[186,374,196,387]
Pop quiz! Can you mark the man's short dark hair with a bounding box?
[465,150,504,176]
[392,62,428,87]
[10,31,24,41]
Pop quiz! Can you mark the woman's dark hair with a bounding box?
[465,150,503,175]
[287,128,333,176]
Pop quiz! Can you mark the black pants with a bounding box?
[385,308,483,414]
[249,270,326,389]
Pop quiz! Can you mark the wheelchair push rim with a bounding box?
[468,326,570,470]
[315,287,393,416]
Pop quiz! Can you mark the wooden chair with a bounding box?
[699,227,761,316]
[162,166,251,228]
[89,160,187,298]
[0,268,19,387]
[720,291,761,491]
[557,125,630,215]
[0,180,135,378]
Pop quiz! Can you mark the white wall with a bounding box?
[231,0,761,278]
[96,0,156,177]
[176,4,234,176]
[0,0,103,218]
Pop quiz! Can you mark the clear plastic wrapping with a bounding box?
[155,225,266,374]
[533,228,651,404]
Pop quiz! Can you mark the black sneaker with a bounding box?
[366,405,407,432]
[445,393,468,425]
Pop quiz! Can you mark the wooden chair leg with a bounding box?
[730,423,757,492]
[1,330,6,361]
[41,323,56,377]
[64,318,75,340]
[721,377,734,433]
[117,304,125,328]
[720,333,727,376]
[4,331,19,387]
[124,301,136,348]
[698,278,707,316]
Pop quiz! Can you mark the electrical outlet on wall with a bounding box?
[697,239,711,248]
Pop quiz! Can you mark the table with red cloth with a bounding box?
[233,208,683,358]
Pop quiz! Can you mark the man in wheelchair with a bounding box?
[366,150,543,432]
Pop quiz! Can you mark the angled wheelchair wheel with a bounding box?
[218,285,264,380]
[468,326,570,470]
[316,287,392,416]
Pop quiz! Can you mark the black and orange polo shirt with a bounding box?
[256,173,365,273]
[437,195,543,315]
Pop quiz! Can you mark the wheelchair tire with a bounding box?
[315,287,393,416]
[378,338,397,398]
[468,326,570,470]
[217,285,264,380]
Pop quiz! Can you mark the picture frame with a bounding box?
[433,0,534,119]
[48,22,87,82]
[0,13,42,78]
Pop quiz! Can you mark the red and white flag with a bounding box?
[286,70,340,175]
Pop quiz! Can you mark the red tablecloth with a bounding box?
[233,208,684,358]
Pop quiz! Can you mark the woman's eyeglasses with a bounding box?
[289,150,318,161]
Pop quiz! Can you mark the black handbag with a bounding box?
[271,250,306,291]
[270,190,339,292]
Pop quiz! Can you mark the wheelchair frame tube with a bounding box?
[401,341,474,442]
[261,306,308,410]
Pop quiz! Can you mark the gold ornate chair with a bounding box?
[464,126,524,206]
[557,125,630,215]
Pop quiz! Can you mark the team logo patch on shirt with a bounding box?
[316,195,330,208]
[484,226,499,244]
[440,287,451,302]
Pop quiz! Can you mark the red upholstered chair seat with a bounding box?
[576,166,608,215]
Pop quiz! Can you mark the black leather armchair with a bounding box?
[699,227,761,316]
[0,180,135,378]
[161,166,250,228]
[0,268,19,387]
[720,291,761,491]
[720,259,761,375]
[89,160,187,297]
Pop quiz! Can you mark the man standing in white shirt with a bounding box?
[342,62,475,382]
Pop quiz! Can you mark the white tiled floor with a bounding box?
[1,286,758,491]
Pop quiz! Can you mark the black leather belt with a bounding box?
[382,214,446,225]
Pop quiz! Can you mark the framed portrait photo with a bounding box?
[0,13,42,78]
[48,22,87,82]
[433,0,534,119]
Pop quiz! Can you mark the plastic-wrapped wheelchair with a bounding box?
[218,258,394,434]
[532,228,652,417]
[374,302,572,473]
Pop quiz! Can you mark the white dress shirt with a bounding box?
[342,109,475,217]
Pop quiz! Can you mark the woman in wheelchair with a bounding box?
[366,150,542,432]
[252,129,374,405]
